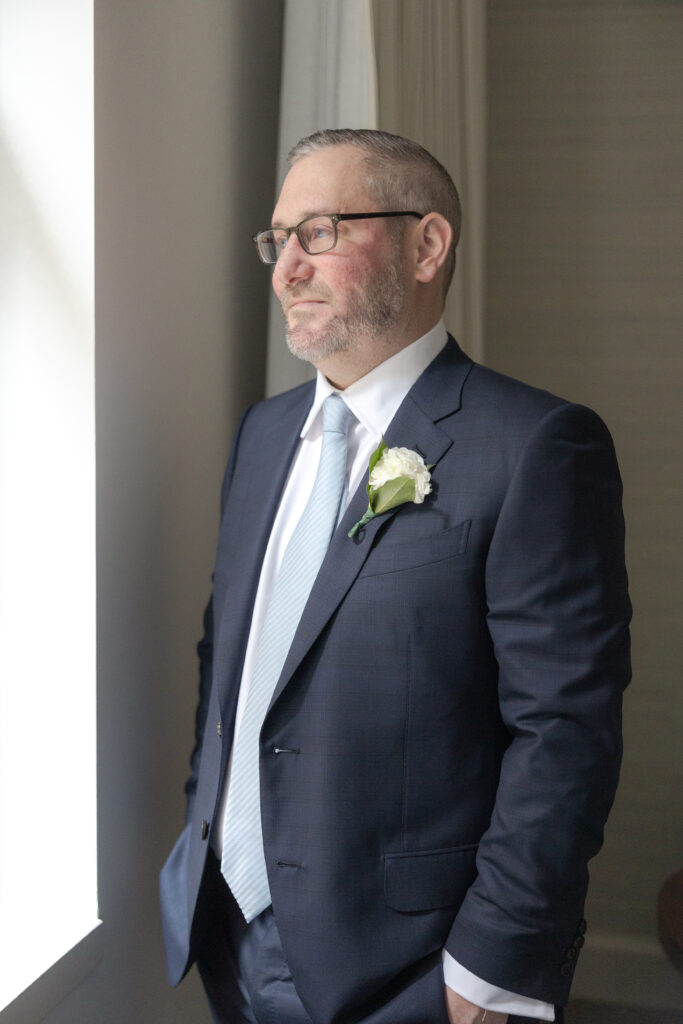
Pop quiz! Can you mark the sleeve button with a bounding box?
[201,820,209,840]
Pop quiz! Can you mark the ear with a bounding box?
[413,213,453,284]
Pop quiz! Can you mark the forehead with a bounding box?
[272,145,373,224]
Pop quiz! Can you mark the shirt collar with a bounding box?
[300,320,448,440]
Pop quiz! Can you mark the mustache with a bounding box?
[281,283,330,311]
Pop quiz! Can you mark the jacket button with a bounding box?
[217,720,223,738]
[560,963,573,977]
[574,934,585,949]
[201,820,209,840]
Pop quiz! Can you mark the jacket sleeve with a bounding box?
[183,404,253,824]
[445,401,631,1006]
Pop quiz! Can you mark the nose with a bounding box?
[274,232,314,287]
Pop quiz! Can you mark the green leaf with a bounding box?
[368,437,388,477]
[370,476,415,514]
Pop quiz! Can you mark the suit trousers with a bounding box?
[194,851,563,1024]
[194,851,312,1024]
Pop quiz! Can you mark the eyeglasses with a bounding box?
[252,211,424,264]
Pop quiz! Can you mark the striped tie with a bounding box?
[221,393,352,922]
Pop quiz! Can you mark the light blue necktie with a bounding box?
[221,393,352,922]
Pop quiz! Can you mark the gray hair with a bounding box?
[287,128,461,295]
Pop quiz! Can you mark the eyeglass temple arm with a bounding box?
[335,211,424,223]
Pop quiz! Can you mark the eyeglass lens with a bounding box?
[257,215,337,263]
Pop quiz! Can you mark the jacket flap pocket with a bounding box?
[361,520,471,578]
[384,844,478,912]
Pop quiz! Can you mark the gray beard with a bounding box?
[283,256,405,365]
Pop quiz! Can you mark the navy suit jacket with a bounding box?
[160,338,631,1024]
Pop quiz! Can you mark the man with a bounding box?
[160,129,631,1024]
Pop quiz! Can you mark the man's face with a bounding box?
[270,146,407,367]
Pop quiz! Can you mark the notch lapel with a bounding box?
[212,383,315,720]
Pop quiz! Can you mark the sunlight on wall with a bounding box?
[0,0,98,1009]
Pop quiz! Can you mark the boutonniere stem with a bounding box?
[348,439,433,538]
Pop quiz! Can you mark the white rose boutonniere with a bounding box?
[348,438,433,539]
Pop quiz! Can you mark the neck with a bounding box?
[313,308,442,390]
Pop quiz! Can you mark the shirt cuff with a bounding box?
[442,951,555,1020]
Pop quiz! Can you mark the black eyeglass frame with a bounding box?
[252,211,424,264]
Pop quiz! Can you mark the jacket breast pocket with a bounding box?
[383,844,478,912]
[360,520,471,578]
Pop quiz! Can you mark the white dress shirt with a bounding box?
[212,319,554,1020]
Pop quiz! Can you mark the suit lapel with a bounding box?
[212,383,315,719]
[266,337,473,714]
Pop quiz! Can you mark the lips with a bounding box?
[283,294,328,313]
[282,280,331,305]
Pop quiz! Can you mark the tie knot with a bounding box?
[322,393,351,436]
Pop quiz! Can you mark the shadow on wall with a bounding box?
[568,1000,682,1024]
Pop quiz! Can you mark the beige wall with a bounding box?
[25,2,283,1022]
[486,0,683,1010]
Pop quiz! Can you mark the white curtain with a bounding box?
[373,0,487,362]
[265,0,487,396]
[265,0,378,396]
